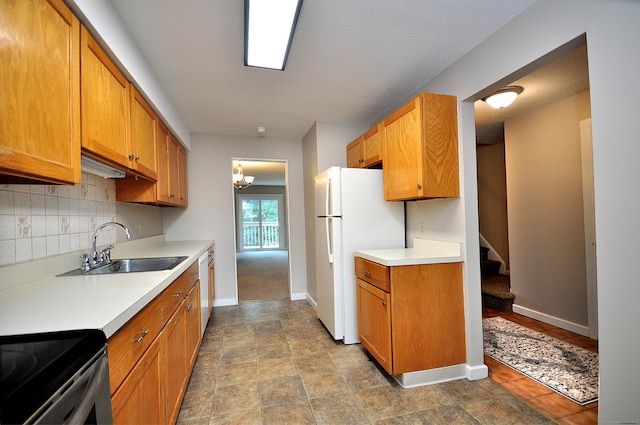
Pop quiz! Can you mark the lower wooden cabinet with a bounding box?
[108,262,201,424]
[111,335,164,425]
[356,257,466,375]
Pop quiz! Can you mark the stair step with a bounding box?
[481,259,501,276]
[481,274,513,312]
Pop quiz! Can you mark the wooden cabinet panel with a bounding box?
[355,257,390,292]
[357,278,392,372]
[80,25,131,172]
[129,87,158,180]
[346,137,363,168]
[0,0,81,184]
[155,122,172,204]
[362,124,382,168]
[390,262,466,374]
[185,284,201,370]
[163,298,187,425]
[176,139,189,206]
[382,93,459,201]
[111,333,164,425]
[107,295,163,394]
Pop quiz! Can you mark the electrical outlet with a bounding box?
[420,222,425,235]
[138,224,143,237]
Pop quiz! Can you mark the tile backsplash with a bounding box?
[0,173,118,266]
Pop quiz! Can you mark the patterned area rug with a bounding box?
[483,316,598,405]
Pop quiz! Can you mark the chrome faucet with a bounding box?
[82,222,132,273]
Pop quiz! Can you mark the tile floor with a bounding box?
[482,307,598,424]
[175,299,601,424]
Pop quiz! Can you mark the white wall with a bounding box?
[401,0,640,419]
[506,91,591,328]
[162,133,307,305]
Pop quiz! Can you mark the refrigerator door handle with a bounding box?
[326,217,334,263]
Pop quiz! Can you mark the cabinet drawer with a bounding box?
[108,295,163,394]
[158,260,199,319]
[355,257,389,292]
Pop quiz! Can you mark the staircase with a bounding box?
[481,246,514,312]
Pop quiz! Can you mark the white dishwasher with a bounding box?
[198,252,209,337]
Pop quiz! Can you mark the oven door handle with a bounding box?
[66,355,110,425]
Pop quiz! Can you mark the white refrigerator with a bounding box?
[314,166,405,344]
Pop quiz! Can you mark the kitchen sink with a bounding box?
[58,256,188,276]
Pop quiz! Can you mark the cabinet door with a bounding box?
[164,299,187,425]
[176,140,189,206]
[382,96,424,200]
[346,137,363,168]
[0,0,81,184]
[356,278,392,373]
[390,263,466,373]
[185,284,201,370]
[80,25,130,170]
[382,93,459,201]
[129,86,157,180]
[111,335,165,425]
[155,122,172,203]
[362,124,382,168]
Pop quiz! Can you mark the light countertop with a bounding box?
[0,236,213,338]
[355,238,463,266]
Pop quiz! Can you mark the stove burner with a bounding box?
[0,350,37,389]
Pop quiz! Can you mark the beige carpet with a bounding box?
[237,250,289,301]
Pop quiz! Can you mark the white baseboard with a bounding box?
[466,364,489,380]
[392,364,467,388]
[290,292,307,301]
[306,294,317,309]
[213,298,238,307]
[512,304,590,337]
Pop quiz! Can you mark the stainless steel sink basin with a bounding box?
[58,256,188,276]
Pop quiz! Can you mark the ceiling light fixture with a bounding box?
[244,0,303,70]
[483,86,524,109]
[232,162,255,189]
[256,126,267,136]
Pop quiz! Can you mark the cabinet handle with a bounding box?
[416,183,422,190]
[186,303,193,312]
[133,329,149,343]
[173,291,183,298]
[135,156,140,162]
[170,194,176,198]
[382,301,387,307]
[365,270,371,276]
[129,154,134,160]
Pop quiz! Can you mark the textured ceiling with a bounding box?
[109,0,539,140]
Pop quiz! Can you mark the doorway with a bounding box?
[232,159,291,301]
[474,39,596,337]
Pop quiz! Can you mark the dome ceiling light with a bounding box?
[483,86,524,109]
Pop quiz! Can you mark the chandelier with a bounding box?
[232,163,255,189]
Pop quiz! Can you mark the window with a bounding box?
[236,195,284,250]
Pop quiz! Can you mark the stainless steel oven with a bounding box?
[0,329,112,424]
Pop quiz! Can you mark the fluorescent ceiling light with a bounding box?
[245,0,302,70]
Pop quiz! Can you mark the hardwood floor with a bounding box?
[483,307,599,424]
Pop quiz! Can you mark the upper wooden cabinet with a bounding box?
[382,93,459,201]
[80,25,131,173]
[346,124,383,169]
[116,125,188,207]
[0,0,81,184]
[129,87,158,180]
